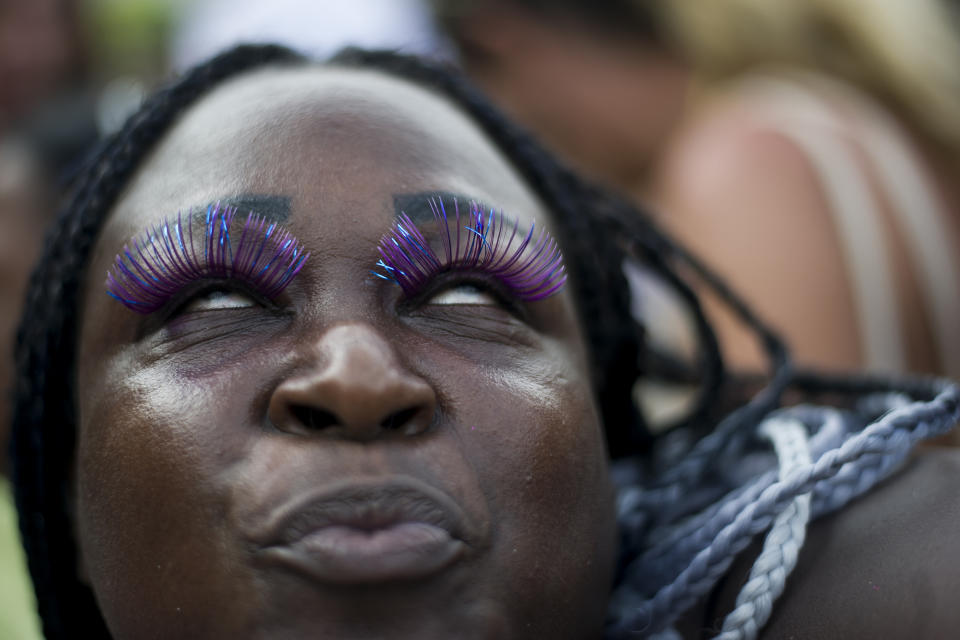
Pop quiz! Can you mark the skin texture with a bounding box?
[73,67,618,639]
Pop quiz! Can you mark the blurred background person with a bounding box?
[0,0,86,129]
[430,0,960,393]
[1,2,175,636]
[0,135,52,640]
[1,1,97,636]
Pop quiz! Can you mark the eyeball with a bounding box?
[182,289,257,313]
[428,283,498,306]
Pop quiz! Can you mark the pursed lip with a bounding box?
[253,477,470,585]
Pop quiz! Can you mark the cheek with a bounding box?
[450,340,617,621]
[75,356,263,636]
[481,364,607,509]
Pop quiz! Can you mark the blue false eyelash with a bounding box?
[372,198,566,302]
[105,203,309,314]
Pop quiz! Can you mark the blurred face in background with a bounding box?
[0,0,79,125]
[441,2,690,191]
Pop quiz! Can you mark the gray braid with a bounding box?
[608,377,960,637]
[717,416,812,639]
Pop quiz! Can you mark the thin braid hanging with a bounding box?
[716,415,812,640]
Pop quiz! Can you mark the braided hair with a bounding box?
[12,44,959,639]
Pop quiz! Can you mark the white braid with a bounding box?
[716,417,813,640]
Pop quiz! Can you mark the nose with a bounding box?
[267,323,436,440]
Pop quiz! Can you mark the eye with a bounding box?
[427,282,499,306]
[180,288,258,313]
[374,200,566,307]
[105,206,309,315]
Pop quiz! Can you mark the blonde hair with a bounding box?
[655,0,960,153]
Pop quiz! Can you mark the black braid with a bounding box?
[12,44,792,636]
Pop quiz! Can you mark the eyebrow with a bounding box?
[154,194,290,238]
[207,193,292,223]
[393,191,491,223]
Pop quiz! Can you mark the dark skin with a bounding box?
[74,67,617,639]
[70,64,960,638]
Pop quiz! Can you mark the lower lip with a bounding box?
[265,522,464,584]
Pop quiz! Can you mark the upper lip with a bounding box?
[254,476,469,549]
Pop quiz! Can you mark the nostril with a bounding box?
[290,405,338,431]
[381,406,420,431]
[281,402,429,437]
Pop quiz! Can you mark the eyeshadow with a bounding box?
[219,194,291,223]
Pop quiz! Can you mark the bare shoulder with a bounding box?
[651,95,862,371]
[653,88,836,210]
[705,447,960,638]
[653,92,829,223]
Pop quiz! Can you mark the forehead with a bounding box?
[103,65,552,242]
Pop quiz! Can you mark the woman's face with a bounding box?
[75,66,617,639]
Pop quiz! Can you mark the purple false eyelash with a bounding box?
[373,198,566,302]
[106,203,309,313]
